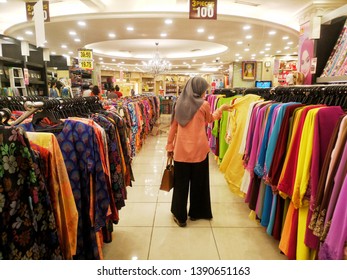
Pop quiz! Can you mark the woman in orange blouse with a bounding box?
[166,77,232,227]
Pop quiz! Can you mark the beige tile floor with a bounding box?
[102,114,287,260]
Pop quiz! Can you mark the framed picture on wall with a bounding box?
[242,61,256,80]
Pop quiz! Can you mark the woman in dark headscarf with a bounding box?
[166,76,232,227]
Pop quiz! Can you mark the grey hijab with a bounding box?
[173,76,209,126]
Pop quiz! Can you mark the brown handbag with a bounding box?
[160,157,174,192]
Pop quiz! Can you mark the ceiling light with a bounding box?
[78,21,86,26]
[282,36,289,40]
[243,25,251,30]
[269,31,276,35]
[235,0,260,7]
[25,31,33,35]
[237,41,243,45]
[127,27,134,31]
[143,43,171,75]
[287,41,293,45]
[112,59,116,62]
[0,0,7,3]
[99,57,103,60]
[284,46,290,49]
[251,54,256,56]
[69,31,77,36]
[265,48,270,51]
[265,43,271,46]
[235,53,240,56]
[165,19,173,24]
[51,52,56,55]
[74,38,81,42]
[244,48,250,51]
[108,33,116,38]
[276,50,282,53]
[183,62,187,64]
[235,59,240,62]
[197,28,205,33]
[61,44,67,48]
[68,51,73,54]
[208,35,214,40]
[259,51,265,54]
[16,36,24,40]
[265,54,270,57]
[239,57,243,59]
[246,35,252,39]
[160,33,167,37]
[192,59,196,62]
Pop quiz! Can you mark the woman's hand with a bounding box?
[220,104,233,112]
[167,151,174,158]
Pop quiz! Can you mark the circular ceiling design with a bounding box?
[85,39,228,60]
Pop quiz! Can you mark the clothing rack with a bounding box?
[269,85,347,108]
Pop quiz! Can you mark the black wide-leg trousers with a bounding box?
[171,155,212,222]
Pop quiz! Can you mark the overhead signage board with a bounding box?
[26,1,50,22]
[78,49,94,70]
[189,0,217,20]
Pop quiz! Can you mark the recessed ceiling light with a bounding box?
[69,31,77,36]
[183,62,187,64]
[276,50,282,53]
[68,51,73,54]
[259,51,265,54]
[265,54,270,57]
[74,38,81,42]
[237,41,243,45]
[265,48,270,51]
[216,57,220,60]
[287,41,293,45]
[244,48,250,51]
[78,21,86,26]
[51,51,56,55]
[235,59,240,62]
[121,61,125,64]
[246,35,252,39]
[112,59,116,62]
[282,36,289,40]
[108,33,116,38]
[160,33,167,37]
[284,46,290,49]
[127,27,134,31]
[269,30,276,35]
[25,31,33,35]
[265,43,271,46]
[16,36,24,40]
[208,35,214,40]
[239,57,243,59]
[243,25,251,30]
[165,19,173,24]
[99,57,103,60]
[251,54,256,56]
[197,28,205,33]
[61,44,67,48]
[293,51,298,55]
[192,59,196,62]
[235,53,240,56]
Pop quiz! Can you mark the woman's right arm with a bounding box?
[166,119,178,155]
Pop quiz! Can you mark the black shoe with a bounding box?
[190,217,198,221]
[173,216,186,227]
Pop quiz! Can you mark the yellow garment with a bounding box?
[26,132,78,260]
[219,94,262,195]
[292,108,321,209]
[297,205,311,260]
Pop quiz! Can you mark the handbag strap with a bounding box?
[166,156,173,166]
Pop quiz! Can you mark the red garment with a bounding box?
[115,91,123,97]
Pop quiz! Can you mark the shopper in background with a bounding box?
[166,76,232,227]
[131,88,135,96]
[115,85,123,98]
[91,85,101,98]
[49,80,60,98]
[107,87,118,99]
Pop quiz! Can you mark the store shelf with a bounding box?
[316,75,347,83]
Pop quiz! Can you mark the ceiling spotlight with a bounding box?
[282,36,289,40]
[69,31,77,36]
[25,31,33,35]
[51,51,56,55]
[197,28,205,33]
[265,43,271,46]
[269,30,276,35]
[160,33,167,37]
[237,41,243,45]
[127,27,134,31]
[208,35,215,40]
[284,46,290,50]
[245,35,252,39]
[16,36,24,40]
[165,19,173,24]
[287,41,293,45]
[276,50,282,53]
[78,21,86,26]
[243,25,251,30]
[244,48,250,51]
[61,44,67,48]
[108,33,116,38]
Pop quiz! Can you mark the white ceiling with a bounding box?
[0,0,346,74]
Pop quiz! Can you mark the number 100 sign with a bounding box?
[189,0,217,20]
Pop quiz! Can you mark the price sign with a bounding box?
[26,1,50,22]
[78,49,94,70]
[189,0,217,20]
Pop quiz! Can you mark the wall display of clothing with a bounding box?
[0,94,159,260]
[320,19,347,78]
[209,86,347,260]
